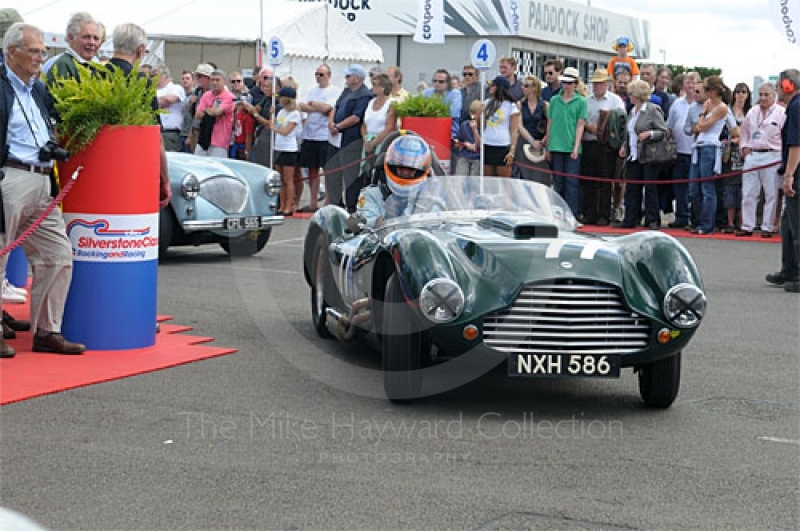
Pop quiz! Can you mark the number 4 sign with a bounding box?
[471,39,496,71]
[268,37,284,67]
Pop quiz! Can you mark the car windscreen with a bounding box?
[381,175,577,232]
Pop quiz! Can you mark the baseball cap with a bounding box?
[489,75,511,90]
[194,63,214,77]
[278,86,297,99]
[343,64,367,79]
[559,67,580,83]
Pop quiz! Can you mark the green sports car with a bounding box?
[303,175,706,407]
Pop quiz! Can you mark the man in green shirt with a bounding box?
[44,12,101,84]
[545,66,588,220]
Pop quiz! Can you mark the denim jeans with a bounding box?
[689,145,718,232]
[672,154,691,224]
[550,151,582,218]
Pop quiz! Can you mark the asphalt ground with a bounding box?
[1,218,798,530]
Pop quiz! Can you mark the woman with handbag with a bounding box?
[617,80,669,230]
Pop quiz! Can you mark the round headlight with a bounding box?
[419,278,464,323]
[663,283,706,329]
[265,171,281,196]
[181,173,199,200]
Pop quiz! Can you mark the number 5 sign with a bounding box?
[470,39,496,71]
[268,37,284,67]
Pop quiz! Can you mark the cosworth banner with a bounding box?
[414,0,445,44]
[64,213,159,263]
[770,0,800,46]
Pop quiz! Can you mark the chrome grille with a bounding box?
[199,176,248,214]
[483,280,651,355]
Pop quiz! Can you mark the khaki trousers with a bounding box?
[1,166,73,334]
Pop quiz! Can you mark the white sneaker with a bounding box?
[3,279,27,297]
[2,281,26,304]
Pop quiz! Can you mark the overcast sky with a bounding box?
[592,0,798,86]
[8,0,798,89]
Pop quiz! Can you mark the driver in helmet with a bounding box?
[355,134,432,228]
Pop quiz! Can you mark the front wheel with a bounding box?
[637,352,681,408]
[220,229,272,256]
[382,273,423,402]
[310,238,334,339]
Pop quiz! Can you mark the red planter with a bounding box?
[400,116,453,173]
[56,125,161,350]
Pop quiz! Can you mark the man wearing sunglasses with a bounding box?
[422,69,462,139]
[459,65,480,123]
[298,64,339,212]
[541,59,563,102]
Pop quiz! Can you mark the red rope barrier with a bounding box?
[0,166,82,258]
[513,159,781,186]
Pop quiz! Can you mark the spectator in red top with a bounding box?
[231,98,255,160]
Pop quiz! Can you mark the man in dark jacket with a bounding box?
[1,22,85,357]
[325,64,372,212]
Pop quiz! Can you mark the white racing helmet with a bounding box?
[383,135,432,197]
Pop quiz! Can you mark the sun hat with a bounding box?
[589,68,611,83]
[559,67,580,83]
[523,142,546,164]
[194,63,214,77]
[343,64,367,79]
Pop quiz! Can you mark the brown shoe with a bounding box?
[760,232,773,239]
[33,332,86,355]
[735,229,753,237]
[0,338,16,358]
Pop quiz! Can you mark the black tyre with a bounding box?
[310,238,334,339]
[158,207,175,259]
[382,273,423,402]
[638,352,681,409]
[220,229,272,256]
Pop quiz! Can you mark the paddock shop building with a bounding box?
[296,0,651,83]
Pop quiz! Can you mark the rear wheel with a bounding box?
[382,273,423,402]
[638,352,681,408]
[158,208,175,259]
[220,229,272,256]
[310,238,334,339]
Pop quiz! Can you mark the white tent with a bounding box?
[10,0,383,94]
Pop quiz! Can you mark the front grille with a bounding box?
[199,176,248,214]
[483,280,651,355]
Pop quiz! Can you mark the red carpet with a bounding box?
[0,307,237,405]
[576,224,782,242]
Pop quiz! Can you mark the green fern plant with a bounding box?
[48,61,158,155]
[393,93,451,118]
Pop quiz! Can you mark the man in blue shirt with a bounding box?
[422,69,462,138]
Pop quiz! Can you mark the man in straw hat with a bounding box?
[580,68,625,225]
